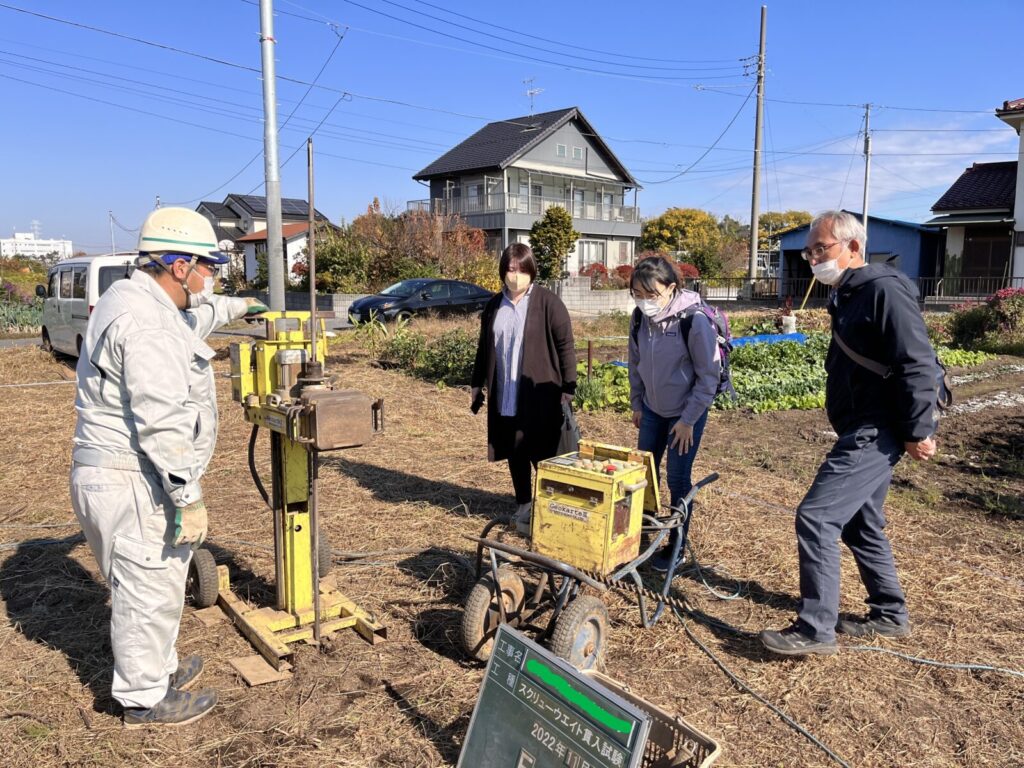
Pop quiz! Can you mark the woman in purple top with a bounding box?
[627,256,721,573]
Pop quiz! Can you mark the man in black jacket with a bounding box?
[760,210,937,656]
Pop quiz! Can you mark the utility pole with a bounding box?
[747,5,767,280]
[861,103,872,242]
[109,211,115,256]
[259,0,285,310]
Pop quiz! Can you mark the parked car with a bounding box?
[37,252,136,356]
[347,279,493,324]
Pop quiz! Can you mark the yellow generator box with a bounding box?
[532,441,660,577]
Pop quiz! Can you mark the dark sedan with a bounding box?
[347,279,493,324]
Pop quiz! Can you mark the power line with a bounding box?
[695,85,995,114]
[372,0,748,73]
[339,0,747,83]
[404,0,744,65]
[175,23,350,205]
[838,115,865,209]
[637,85,755,184]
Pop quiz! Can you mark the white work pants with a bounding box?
[70,464,192,710]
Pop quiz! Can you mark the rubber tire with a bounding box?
[396,310,413,323]
[461,567,526,662]
[549,595,609,671]
[317,529,332,578]
[41,328,52,353]
[187,548,219,608]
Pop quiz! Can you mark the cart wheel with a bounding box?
[187,548,219,608]
[461,566,526,662]
[317,529,332,578]
[549,595,609,671]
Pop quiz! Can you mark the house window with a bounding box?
[465,183,484,213]
[573,189,585,219]
[572,146,584,160]
[602,192,614,221]
[556,144,567,158]
[578,239,606,268]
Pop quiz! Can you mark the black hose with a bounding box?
[248,424,271,507]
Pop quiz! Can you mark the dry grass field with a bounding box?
[0,328,1021,768]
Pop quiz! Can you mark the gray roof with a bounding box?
[413,107,638,186]
[199,201,234,219]
[931,161,1016,212]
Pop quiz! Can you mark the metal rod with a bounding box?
[309,449,322,647]
[259,0,285,311]
[271,433,286,610]
[587,339,593,378]
[307,136,318,365]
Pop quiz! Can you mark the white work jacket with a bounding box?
[73,269,247,507]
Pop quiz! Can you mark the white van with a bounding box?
[36,252,136,357]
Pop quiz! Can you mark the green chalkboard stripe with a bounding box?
[525,658,631,735]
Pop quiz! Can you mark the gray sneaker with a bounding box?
[760,623,838,656]
[123,687,218,728]
[837,615,910,639]
[169,655,204,691]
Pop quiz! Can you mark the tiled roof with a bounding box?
[236,222,310,243]
[212,225,245,247]
[413,106,637,185]
[931,161,1016,212]
[999,97,1024,113]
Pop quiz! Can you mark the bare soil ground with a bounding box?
[0,338,1021,768]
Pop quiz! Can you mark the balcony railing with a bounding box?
[406,194,639,224]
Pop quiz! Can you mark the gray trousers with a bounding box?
[71,464,192,709]
[796,426,909,642]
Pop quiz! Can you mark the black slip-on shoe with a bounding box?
[123,687,218,728]
[759,624,838,656]
[837,615,910,639]
[169,655,204,691]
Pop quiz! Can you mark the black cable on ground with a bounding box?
[671,604,853,768]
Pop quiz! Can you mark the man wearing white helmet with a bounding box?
[70,207,267,727]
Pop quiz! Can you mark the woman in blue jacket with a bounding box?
[627,256,721,573]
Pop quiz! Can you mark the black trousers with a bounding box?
[494,415,537,504]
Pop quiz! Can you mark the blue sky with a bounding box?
[1,0,1021,251]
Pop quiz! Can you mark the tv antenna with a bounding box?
[523,78,543,114]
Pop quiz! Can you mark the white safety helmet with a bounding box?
[137,207,228,266]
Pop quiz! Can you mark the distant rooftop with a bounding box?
[931,161,1017,212]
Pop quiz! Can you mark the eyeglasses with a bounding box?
[801,241,844,262]
[630,287,670,300]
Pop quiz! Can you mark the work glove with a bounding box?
[244,297,270,315]
[173,500,208,550]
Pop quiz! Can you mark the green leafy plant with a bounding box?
[351,310,389,357]
[936,346,994,368]
[379,318,426,369]
[418,328,477,385]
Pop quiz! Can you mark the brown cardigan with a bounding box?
[471,285,577,463]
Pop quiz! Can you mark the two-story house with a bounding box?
[408,107,641,275]
[196,193,329,283]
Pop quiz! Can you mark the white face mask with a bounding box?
[636,298,663,318]
[505,272,531,294]
[811,258,847,286]
[184,271,215,308]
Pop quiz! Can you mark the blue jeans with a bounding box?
[795,426,908,642]
[638,403,709,509]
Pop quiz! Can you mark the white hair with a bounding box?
[810,210,867,252]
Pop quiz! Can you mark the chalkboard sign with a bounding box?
[458,625,651,768]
